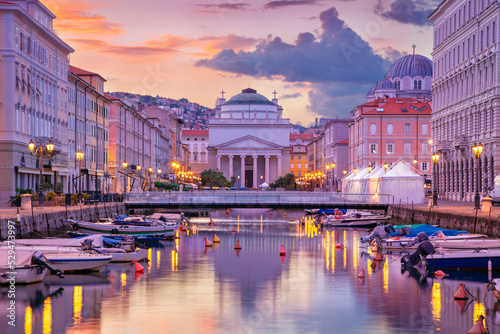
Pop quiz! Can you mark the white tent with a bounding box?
[341,170,356,193]
[379,160,425,204]
[259,182,270,189]
[350,167,369,202]
[368,166,387,203]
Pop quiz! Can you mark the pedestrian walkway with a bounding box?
[399,200,499,220]
[0,203,121,219]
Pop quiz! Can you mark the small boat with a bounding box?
[324,209,390,227]
[68,231,164,243]
[0,250,63,284]
[304,209,320,215]
[68,219,176,238]
[10,235,148,263]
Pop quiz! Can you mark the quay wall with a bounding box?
[0,203,126,240]
[388,205,500,236]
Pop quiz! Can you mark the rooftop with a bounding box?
[360,98,432,115]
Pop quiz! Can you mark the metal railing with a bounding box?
[125,191,393,205]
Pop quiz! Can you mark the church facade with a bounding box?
[207,88,291,188]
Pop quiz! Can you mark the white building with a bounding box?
[0,0,73,202]
[429,0,499,201]
[181,129,209,175]
[207,88,291,188]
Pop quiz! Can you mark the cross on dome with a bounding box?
[412,44,417,55]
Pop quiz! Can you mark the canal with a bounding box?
[1,209,499,333]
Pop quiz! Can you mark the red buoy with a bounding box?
[270,211,273,217]
[468,315,488,334]
[454,283,468,300]
[279,245,286,256]
[434,270,448,279]
[234,240,242,249]
[226,209,230,215]
[134,260,144,273]
[357,269,365,278]
[280,254,286,264]
[204,237,213,247]
[335,243,342,250]
[231,227,237,233]
[374,252,383,261]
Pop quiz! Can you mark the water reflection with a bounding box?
[1,210,500,333]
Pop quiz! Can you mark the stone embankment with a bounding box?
[389,201,500,236]
[0,203,126,240]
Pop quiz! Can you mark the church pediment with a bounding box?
[215,135,284,149]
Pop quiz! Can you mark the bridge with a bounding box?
[125,191,391,212]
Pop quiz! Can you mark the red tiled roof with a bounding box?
[104,93,118,100]
[336,139,349,145]
[182,129,208,136]
[69,65,107,82]
[360,98,431,115]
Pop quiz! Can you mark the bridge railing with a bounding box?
[125,191,393,205]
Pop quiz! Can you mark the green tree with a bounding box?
[271,173,295,189]
[200,169,231,187]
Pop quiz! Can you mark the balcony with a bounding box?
[453,134,469,149]
[436,140,451,153]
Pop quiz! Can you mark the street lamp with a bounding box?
[122,161,128,193]
[148,167,153,191]
[157,168,162,181]
[136,164,141,173]
[383,162,389,173]
[472,143,484,209]
[367,165,373,174]
[28,139,55,206]
[431,153,440,207]
[76,150,84,204]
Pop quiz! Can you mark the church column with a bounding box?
[253,155,258,187]
[217,155,222,171]
[277,155,282,178]
[265,155,270,183]
[228,155,234,179]
[240,155,246,188]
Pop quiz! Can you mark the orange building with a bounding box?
[289,134,312,178]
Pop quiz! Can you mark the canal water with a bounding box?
[1,209,500,334]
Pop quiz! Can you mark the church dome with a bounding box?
[386,54,433,79]
[224,88,275,106]
[375,79,395,90]
[368,85,376,95]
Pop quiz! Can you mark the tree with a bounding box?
[200,169,232,187]
[271,173,295,189]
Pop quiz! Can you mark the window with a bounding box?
[404,123,411,134]
[421,123,429,135]
[291,162,295,169]
[369,162,376,167]
[421,143,428,155]
[297,155,301,160]
[387,123,394,134]
[194,154,198,161]
[370,143,377,154]
[298,162,302,169]
[305,163,308,169]
[298,171,301,177]
[413,80,422,89]
[387,143,394,154]
[291,155,294,160]
[421,162,428,171]
[404,143,411,154]
[370,123,377,134]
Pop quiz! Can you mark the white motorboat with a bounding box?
[5,235,147,263]
[380,233,489,250]
[324,209,390,227]
[68,219,177,238]
[0,249,62,284]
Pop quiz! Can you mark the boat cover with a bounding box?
[389,224,469,238]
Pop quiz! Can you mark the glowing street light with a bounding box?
[431,153,440,207]
[28,139,55,206]
[472,144,484,209]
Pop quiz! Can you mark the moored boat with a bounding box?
[0,249,63,284]
[68,219,176,238]
[325,209,390,227]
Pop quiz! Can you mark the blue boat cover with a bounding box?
[389,224,469,237]
[317,209,348,215]
[114,214,129,221]
[102,237,121,244]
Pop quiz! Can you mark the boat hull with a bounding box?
[0,266,47,284]
[326,220,381,228]
[72,221,175,237]
[426,251,500,271]
[44,253,113,272]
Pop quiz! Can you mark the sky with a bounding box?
[44,0,439,125]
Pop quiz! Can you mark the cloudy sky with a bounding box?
[44,0,439,125]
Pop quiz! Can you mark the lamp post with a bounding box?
[148,167,153,191]
[431,153,440,206]
[157,168,162,182]
[383,162,389,173]
[122,161,128,194]
[76,150,84,204]
[472,143,484,209]
[28,139,55,206]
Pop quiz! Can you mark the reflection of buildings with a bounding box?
[208,88,291,187]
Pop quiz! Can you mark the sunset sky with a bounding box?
[44,0,438,125]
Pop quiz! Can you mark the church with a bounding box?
[207,88,291,188]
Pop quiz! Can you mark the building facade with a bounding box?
[429,0,499,201]
[348,98,432,174]
[181,129,208,175]
[0,0,73,202]
[67,66,109,195]
[289,134,312,178]
[323,119,350,189]
[207,88,291,188]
